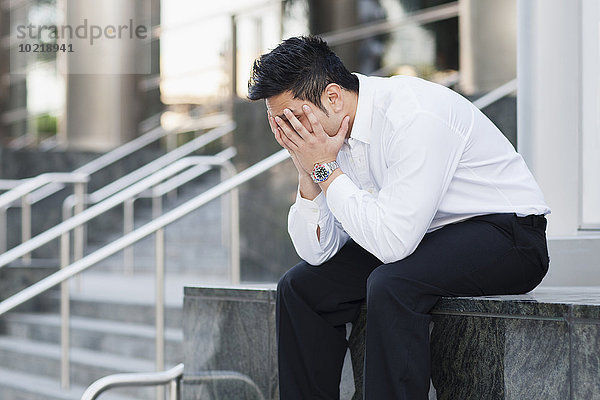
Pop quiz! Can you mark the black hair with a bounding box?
[247,36,359,113]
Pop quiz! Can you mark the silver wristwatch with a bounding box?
[311,161,339,183]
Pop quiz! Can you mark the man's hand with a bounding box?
[268,110,310,177]
[268,109,321,200]
[274,105,349,175]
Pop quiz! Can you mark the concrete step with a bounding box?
[0,365,142,400]
[43,292,183,329]
[0,336,170,398]
[2,313,183,364]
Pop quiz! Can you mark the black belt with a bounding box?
[515,213,547,229]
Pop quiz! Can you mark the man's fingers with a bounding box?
[283,109,308,140]
[270,116,290,150]
[275,116,300,147]
[336,116,350,140]
[276,125,299,150]
[273,125,287,149]
[267,114,277,135]
[302,105,323,136]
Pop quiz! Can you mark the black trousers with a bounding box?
[276,212,549,400]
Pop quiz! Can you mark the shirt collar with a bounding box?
[349,73,373,145]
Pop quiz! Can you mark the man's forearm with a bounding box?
[298,174,321,200]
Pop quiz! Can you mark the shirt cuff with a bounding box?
[326,174,362,219]
[294,188,328,225]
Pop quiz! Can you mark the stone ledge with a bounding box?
[182,286,600,400]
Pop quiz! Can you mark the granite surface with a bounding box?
[182,285,278,400]
[183,286,600,400]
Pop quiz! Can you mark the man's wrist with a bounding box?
[318,168,343,194]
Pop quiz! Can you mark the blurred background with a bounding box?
[0,0,599,285]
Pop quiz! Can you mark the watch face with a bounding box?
[314,165,329,182]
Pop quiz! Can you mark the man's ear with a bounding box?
[323,83,344,113]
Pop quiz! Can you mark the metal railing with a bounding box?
[0,148,290,394]
[81,363,184,400]
[0,115,231,256]
[60,122,235,274]
[121,148,238,277]
[80,363,267,400]
[472,79,517,109]
[0,179,22,191]
[0,173,89,258]
[0,150,240,391]
[17,113,228,205]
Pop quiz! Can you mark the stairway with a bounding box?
[0,126,240,398]
[0,288,184,400]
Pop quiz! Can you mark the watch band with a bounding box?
[311,161,339,183]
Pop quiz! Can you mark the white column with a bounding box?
[64,0,144,151]
[518,0,600,287]
[517,0,581,237]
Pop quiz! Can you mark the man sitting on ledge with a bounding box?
[247,36,551,400]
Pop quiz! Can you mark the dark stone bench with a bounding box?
[182,285,600,400]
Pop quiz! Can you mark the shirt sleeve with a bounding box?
[287,188,351,266]
[325,111,468,264]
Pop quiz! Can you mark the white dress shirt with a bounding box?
[288,73,551,266]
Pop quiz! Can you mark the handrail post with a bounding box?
[155,225,166,400]
[169,377,180,400]
[74,182,87,286]
[124,198,135,275]
[231,185,240,284]
[220,169,229,259]
[60,229,71,389]
[152,195,162,220]
[221,162,239,284]
[0,206,7,254]
[21,194,32,264]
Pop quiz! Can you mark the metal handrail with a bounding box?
[0,179,22,191]
[120,147,238,275]
[0,173,89,256]
[25,114,228,205]
[0,173,88,209]
[16,126,165,207]
[0,149,239,391]
[0,150,236,271]
[0,120,233,257]
[0,148,289,392]
[0,150,287,310]
[81,363,184,400]
[472,79,517,109]
[58,123,234,275]
[65,122,234,208]
[80,363,268,400]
